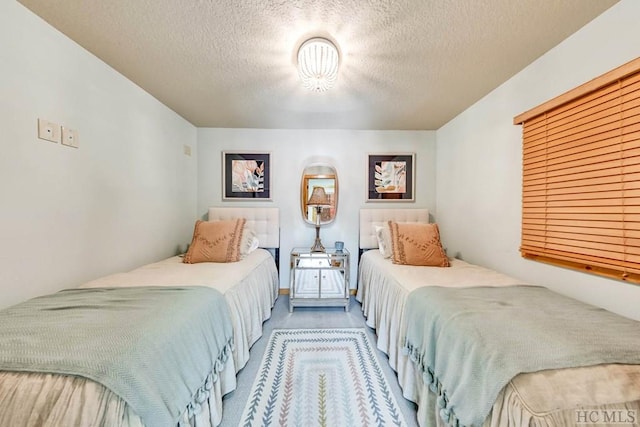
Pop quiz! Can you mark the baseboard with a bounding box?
[278,288,357,296]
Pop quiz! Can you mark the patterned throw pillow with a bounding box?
[183,218,246,263]
[388,221,449,267]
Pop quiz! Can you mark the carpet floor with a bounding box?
[219,295,418,426]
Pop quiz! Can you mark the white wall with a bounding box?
[197,128,436,290]
[0,2,198,310]
[436,0,640,320]
[10,0,636,322]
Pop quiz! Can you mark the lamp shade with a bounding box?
[297,38,339,92]
[307,186,331,206]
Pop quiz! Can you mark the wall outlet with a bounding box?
[37,118,61,143]
[61,127,79,148]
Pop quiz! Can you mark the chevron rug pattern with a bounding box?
[240,328,407,427]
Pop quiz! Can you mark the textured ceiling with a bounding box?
[18,0,618,130]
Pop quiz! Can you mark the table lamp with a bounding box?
[307,186,331,252]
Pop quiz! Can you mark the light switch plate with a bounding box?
[61,127,79,148]
[38,118,61,143]
[183,144,192,156]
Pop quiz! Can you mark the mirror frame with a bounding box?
[300,164,338,225]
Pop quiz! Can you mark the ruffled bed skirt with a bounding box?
[0,354,237,427]
[416,369,640,427]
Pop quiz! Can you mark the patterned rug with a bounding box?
[239,328,407,427]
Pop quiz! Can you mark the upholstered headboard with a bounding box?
[359,208,429,249]
[208,207,280,248]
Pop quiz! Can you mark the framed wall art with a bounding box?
[222,151,271,200]
[367,153,415,202]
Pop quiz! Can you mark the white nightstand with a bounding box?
[289,247,350,312]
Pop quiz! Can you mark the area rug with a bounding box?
[239,328,407,427]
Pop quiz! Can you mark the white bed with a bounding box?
[81,207,280,372]
[0,207,280,427]
[357,208,640,427]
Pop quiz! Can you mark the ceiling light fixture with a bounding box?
[297,37,339,92]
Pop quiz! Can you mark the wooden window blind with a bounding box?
[514,57,640,284]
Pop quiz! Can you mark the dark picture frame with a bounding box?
[367,153,415,202]
[222,151,271,200]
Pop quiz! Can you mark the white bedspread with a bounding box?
[0,249,278,427]
[357,250,640,426]
[80,249,279,371]
[357,250,522,379]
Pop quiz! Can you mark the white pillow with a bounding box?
[240,226,260,258]
[375,225,392,259]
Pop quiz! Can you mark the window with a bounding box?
[514,57,640,284]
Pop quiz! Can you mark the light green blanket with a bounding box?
[403,285,640,427]
[0,286,234,427]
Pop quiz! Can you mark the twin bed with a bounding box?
[0,207,279,427]
[3,205,640,427]
[357,208,640,427]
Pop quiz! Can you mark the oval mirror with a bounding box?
[300,164,338,225]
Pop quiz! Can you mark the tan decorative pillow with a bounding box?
[388,221,449,267]
[183,218,246,263]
